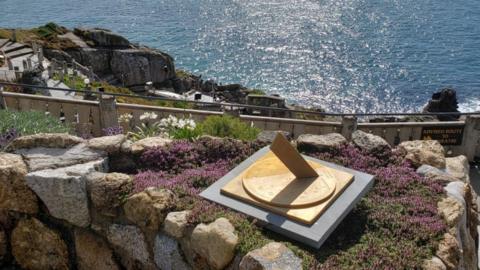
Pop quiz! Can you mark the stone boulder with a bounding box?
[445,156,470,183]
[87,172,133,217]
[191,217,239,269]
[6,133,83,151]
[124,187,176,231]
[422,257,447,270]
[130,136,172,154]
[438,197,464,227]
[154,234,191,270]
[443,182,478,270]
[398,140,446,168]
[107,224,155,270]
[88,134,126,154]
[416,165,459,184]
[436,233,460,270]
[75,28,131,48]
[296,133,347,152]
[239,242,302,270]
[0,153,38,214]
[26,159,108,227]
[164,210,191,239]
[256,130,292,144]
[74,229,120,270]
[0,229,6,263]
[11,218,69,270]
[17,143,106,172]
[352,130,391,154]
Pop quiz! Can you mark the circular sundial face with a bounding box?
[242,156,336,208]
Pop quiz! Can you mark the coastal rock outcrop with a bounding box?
[56,28,176,87]
[423,88,460,121]
[74,28,131,48]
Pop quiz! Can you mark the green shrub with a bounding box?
[196,115,259,141]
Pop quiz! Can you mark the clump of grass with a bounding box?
[196,115,260,141]
[0,110,71,149]
[0,23,77,50]
[248,88,266,95]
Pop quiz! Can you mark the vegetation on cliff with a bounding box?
[0,22,77,50]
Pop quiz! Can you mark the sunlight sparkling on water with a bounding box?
[1,0,479,112]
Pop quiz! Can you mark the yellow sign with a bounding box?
[421,126,464,145]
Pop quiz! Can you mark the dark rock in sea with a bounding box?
[423,88,460,121]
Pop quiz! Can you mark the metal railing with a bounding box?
[1,81,479,119]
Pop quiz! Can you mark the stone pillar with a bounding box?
[11,30,16,42]
[31,42,38,54]
[0,87,6,110]
[7,59,13,70]
[14,67,21,80]
[47,65,53,78]
[58,67,64,82]
[38,48,44,64]
[99,93,119,130]
[341,116,357,141]
[63,61,68,76]
[462,115,480,161]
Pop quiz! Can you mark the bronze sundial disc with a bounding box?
[242,155,336,208]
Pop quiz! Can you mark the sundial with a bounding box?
[200,132,375,248]
[221,134,353,224]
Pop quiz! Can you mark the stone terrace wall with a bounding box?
[0,133,302,270]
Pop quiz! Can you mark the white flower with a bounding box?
[119,113,133,123]
[139,112,158,121]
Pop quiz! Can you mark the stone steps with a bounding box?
[0,39,9,49]
[3,43,29,54]
[5,48,34,59]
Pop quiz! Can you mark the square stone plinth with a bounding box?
[200,146,375,249]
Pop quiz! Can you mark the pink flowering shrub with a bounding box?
[139,137,265,173]
[133,139,446,269]
[309,144,446,269]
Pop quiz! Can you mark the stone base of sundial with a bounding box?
[200,134,375,249]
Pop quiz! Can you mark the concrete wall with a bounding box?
[2,91,479,160]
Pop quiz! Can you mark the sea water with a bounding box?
[1,0,479,113]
